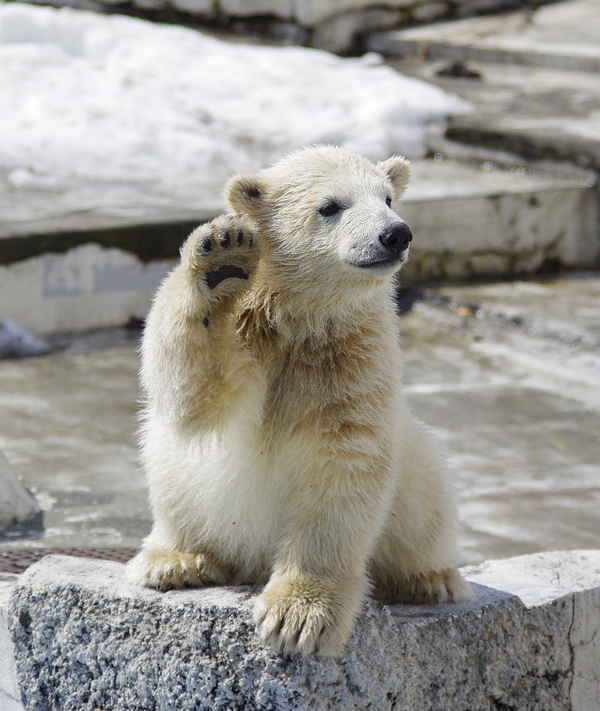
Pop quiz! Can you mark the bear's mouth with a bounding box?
[352,254,406,270]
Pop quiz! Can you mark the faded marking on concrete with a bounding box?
[42,244,173,298]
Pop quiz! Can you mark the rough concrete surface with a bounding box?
[0,574,24,711]
[5,550,600,711]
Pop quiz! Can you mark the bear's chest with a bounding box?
[255,334,396,438]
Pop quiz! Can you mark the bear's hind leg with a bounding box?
[126,549,231,591]
[369,419,472,606]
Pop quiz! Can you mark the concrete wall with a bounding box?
[0,244,176,335]
[3,550,600,710]
[2,165,597,334]
[23,0,540,52]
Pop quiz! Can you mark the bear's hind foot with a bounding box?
[126,549,230,591]
[375,567,472,605]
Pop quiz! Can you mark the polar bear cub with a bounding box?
[127,145,471,658]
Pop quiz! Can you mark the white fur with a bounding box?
[127,146,471,658]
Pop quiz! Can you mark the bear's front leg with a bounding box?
[141,213,263,432]
[253,461,392,658]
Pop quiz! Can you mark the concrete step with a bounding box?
[390,56,600,175]
[367,0,600,72]
[368,0,600,175]
[402,159,597,282]
[1,160,597,334]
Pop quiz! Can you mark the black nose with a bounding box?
[379,222,413,252]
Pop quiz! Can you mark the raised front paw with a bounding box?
[126,548,230,591]
[182,213,261,299]
[253,574,360,658]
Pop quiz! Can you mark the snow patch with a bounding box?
[0,2,467,202]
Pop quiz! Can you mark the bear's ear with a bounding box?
[225,173,268,217]
[377,156,411,198]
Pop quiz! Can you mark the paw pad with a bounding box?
[206,265,249,290]
[187,213,260,295]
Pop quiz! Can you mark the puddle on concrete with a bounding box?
[0,344,151,550]
[400,279,600,564]
[0,277,598,567]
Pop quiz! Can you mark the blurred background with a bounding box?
[1,0,599,573]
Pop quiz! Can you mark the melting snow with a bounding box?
[0,2,467,200]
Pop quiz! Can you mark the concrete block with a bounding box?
[463,551,600,711]
[6,550,600,710]
[294,0,412,28]
[366,0,600,73]
[0,574,24,711]
[1,160,596,333]
[218,0,293,20]
[0,451,38,529]
[401,160,598,281]
[0,245,176,335]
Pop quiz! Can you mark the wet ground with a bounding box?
[402,275,600,563]
[0,273,598,565]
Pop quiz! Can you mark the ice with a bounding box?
[0,2,467,202]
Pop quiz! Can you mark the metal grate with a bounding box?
[0,548,138,575]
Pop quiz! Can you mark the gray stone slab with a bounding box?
[5,550,600,710]
[403,160,598,281]
[0,167,218,264]
[4,160,592,261]
[368,0,600,72]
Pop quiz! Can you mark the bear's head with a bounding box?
[225,145,412,306]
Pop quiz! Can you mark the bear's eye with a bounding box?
[319,200,343,218]
[386,196,393,208]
